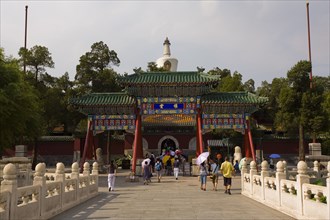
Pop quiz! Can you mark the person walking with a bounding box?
[173,157,180,180]
[220,156,235,195]
[211,153,223,191]
[199,161,208,191]
[166,157,173,176]
[155,158,163,182]
[210,160,219,191]
[108,160,117,192]
[142,161,151,185]
[234,160,239,173]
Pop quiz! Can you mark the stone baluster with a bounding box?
[250,161,257,195]
[55,162,66,182]
[241,159,248,192]
[92,162,99,175]
[282,160,288,180]
[83,162,90,176]
[313,160,321,179]
[275,161,286,206]
[70,162,79,202]
[33,163,46,217]
[71,162,79,179]
[296,161,309,215]
[1,163,18,220]
[83,162,90,189]
[260,160,269,200]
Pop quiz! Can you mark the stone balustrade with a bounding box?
[241,160,330,220]
[0,161,99,220]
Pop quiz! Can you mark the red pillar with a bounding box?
[244,130,251,158]
[246,118,256,161]
[81,120,92,171]
[132,110,143,174]
[196,116,200,157]
[196,109,204,155]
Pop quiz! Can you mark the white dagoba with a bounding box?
[156,37,178,72]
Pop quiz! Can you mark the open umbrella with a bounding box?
[162,155,171,164]
[196,152,209,165]
[269,154,281,159]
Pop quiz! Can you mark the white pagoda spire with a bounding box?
[156,37,178,72]
[163,37,171,56]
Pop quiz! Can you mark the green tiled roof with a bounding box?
[202,92,268,105]
[118,71,219,86]
[70,93,136,106]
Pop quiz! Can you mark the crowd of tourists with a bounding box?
[107,151,240,194]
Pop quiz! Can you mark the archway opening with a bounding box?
[161,138,177,154]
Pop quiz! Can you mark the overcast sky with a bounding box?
[1,1,329,87]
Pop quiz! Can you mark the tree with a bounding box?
[75,41,121,93]
[255,78,287,127]
[217,71,244,92]
[0,48,43,155]
[38,72,84,134]
[243,79,255,93]
[146,62,166,72]
[18,45,54,82]
[275,60,311,160]
[208,67,231,79]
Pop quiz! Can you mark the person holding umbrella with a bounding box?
[220,156,235,195]
[199,161,208,191]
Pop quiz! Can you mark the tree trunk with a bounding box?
[299,123,305,161]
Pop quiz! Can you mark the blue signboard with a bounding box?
[154,103,184,110]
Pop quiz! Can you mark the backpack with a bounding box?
[155,162,162,171]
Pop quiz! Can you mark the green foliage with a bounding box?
[75,41,121,93]
[18,45,54,81]
[146,62,166,72]
[0,48,43,153]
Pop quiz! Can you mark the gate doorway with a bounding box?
[161,138,177,154]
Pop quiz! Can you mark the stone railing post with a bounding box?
[282,160,288,180]
[83,162,90,191]
[250,161,257,195]
[313,160,321,178]
[55,162,66,182]
[275,161,286,206]
[260,160,269,200]
[296,161,309,216]
[70,162,79,205]
[33,163,46,217]
[92,162,99,189]
[1,163,18,220]
[241,159,248,192]
[71,162,79,179]
[83,162,90,176]
[55,162,65,209]
[92,162,99,175]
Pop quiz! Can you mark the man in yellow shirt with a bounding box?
[220,156,235,195]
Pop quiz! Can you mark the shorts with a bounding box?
[211,174,219,183]
[223,177,232,186]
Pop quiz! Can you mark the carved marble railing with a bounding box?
[241,160,330,220]
[0,161,99,220]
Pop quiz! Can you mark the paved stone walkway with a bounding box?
[50,169,294,220]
